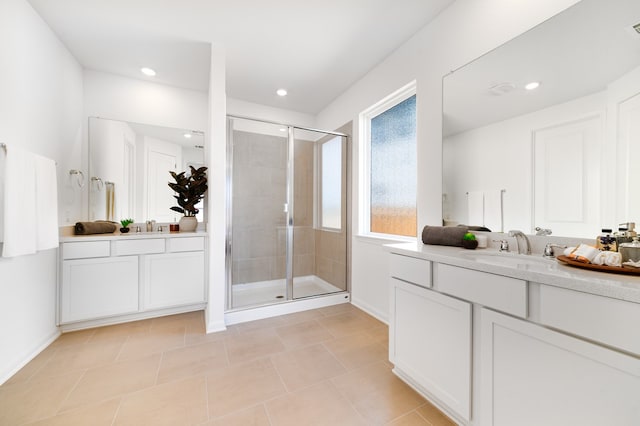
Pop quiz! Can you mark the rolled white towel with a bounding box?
[592,251,621,267]
[604,251,622,267]
[563,246,576,256]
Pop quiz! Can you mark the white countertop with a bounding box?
[386,242,640,304]
[60,231,207,243]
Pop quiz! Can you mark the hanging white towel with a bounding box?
[2,146,38,257]
[484,189,504,232]
[35,154,59,251]
[467,191,484,226]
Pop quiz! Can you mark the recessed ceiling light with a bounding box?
[279,128,287,132]
[276,88,288,97]
[140,67,156,77]
[183,133,192,139]
[525,81,541,91]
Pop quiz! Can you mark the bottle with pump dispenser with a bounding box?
[596,228,617,252]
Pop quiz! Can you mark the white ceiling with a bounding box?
[28,0,454,114]
[443,0,640,136]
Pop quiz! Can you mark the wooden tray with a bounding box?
[556,255,640,276]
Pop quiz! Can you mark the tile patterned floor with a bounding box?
[0,304,456,425]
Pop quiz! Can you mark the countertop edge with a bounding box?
[60,231,208,243]
[385,242,640,304]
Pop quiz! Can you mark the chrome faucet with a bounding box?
[508,230,531,255]
[535,226,552,236]
[543,243,567,258]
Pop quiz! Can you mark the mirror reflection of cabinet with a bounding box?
[89,117,204,223]
[442,0,640,238]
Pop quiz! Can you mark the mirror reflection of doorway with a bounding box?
[88,117,204,223]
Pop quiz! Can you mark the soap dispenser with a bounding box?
[596,228,617,252]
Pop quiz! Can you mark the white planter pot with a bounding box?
[179,216,198,232]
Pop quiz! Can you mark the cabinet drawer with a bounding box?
[437,264,527,318]
[539,286,640,355]
[390,253,431,288]
[62,241,110,259]
[112,238,165,256]
[167,237,205,253]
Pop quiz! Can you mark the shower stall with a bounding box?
[226,116,350,311]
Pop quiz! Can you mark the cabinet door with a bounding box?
[143,252,205,310]
[480,308,640,426]
[61,256,139,323]
[390,278,472,421]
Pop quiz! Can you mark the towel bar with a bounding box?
[466,189,506,195]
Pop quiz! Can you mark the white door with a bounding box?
[480,308,640,426]
[616,92,640,223]
[145,138,181,223]
[532,115,602,237]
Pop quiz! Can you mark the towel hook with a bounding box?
[91,176,104,191]
[68,170,85,188]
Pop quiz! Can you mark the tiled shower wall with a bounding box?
[314,229,347,290]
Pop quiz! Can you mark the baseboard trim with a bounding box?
[351,297,389,324]
[205,319,227,334]
[225,292,351,325]
[58,304,207,332]
[0,329,61,386]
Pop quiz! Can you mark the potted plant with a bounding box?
[120,218,134,233]
[168,166,208,232]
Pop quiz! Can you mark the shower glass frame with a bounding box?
[226,115,349,311]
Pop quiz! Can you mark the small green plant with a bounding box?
[120,218,134,228]
[168,166,208,217]
[463,232,476,241]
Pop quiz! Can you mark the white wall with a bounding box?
[315,0,581,322]
[206,44,227,332]
[0,0,83,384]
[227,97,316,128]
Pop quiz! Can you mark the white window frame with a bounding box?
[358,80,417,241]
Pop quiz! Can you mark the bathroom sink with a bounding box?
[460,251,557,270]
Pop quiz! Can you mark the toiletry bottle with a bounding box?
[615,227,631,247]
[596,228,617,252]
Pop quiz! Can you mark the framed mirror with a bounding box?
[88,117,205,224]
[442,0,640,238]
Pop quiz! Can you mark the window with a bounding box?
[320,136,343,230]
[361,83,417,238]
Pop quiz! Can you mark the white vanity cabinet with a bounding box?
[388,244,640,426]
[480,308,640,426]
[59,234,207,329]
[389,254,472,422]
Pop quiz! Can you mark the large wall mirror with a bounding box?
[89,117,205,223]
[442,0,640,238]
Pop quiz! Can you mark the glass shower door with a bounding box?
[228,118,288,309]
[291,128,347,300]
